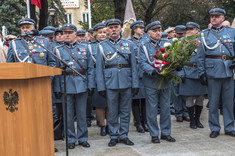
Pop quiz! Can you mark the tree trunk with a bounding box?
[39,0,48,30]
[113,0,127,23]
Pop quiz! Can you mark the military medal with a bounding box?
[38,46,41,49]
[224,40,227,43]
[82,59,85,62]
[39,52,44,58]
[40,40,43,44]
[29,43,33,50]
[120,43,124,50]
[34,44,37,47]
[32,49,36,54]
[78,52,81,55]
[126,47,129,50]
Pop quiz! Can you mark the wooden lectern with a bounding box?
[0,63,61,156]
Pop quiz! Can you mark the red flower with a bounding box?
[160,48,166,53]
[162,61,169,65]
[154,55,158,59]
[163,53,168,59]
[156,51,160,54]
[194,40,200,45]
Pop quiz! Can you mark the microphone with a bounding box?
[18,30,39,37]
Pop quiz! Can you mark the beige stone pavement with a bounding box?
[55,100,235,156]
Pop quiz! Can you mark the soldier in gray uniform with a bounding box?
[139,21,176,144]
[129,20,149,133]
[172,25,190,122]
[96,19,139,147]
[76,30,86,43]
[179,22,208,129]
[197,8,235,138]
[54,23,95,148]
[88,23,108,136]
[6,18,56,67]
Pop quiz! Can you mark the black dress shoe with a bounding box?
[119,138,134,146]
[136,122,145,133]
[210,131,220,138]
[100,126,107,136]
[108,139,118,147]
[68,143,75,149]
[161,135,176,142]
[79,141,90,148]
[225,131,235,137]
[151,136,160,143]
[106,125,109,134]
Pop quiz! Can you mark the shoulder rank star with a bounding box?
[39,52,44,58]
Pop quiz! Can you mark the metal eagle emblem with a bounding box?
[3,89,19,112]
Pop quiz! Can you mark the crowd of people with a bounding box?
[1,7,235,151]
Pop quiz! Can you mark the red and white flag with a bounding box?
[31,0,41,9]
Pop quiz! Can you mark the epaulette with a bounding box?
[80,43,88,47]
[56,45,64,49]
[36,36,46,39]
[101,40,108,45]
[14,38,22,41]
[201,28,210,33]
[225,27,235,31]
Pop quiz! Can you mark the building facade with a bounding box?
[61,0,88,29]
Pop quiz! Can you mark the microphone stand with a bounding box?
[27,35,86,156]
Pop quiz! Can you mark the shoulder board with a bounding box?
[14,38,22,41]
[225,27,235,31]
[100,40,107,45]
[80,43,88,47]
[36,36,45,39]
[56,45,64,49]
[201,28,209,32]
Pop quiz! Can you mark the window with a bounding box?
[67,14,72,24]
[83,13,88,23]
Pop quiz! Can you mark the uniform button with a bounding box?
[222,51,224,53]
[72,53,74,55]
[118,70,121,72]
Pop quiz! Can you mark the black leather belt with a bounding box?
[105,63,131,69]
[62,70,86,76]
[206,55,233,60]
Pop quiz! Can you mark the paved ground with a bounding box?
[55,100,235,156]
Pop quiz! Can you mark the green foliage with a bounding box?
[48,0,67,27]
[78,0,115,29]
[0,0,26,35]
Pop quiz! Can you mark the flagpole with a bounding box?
[87,0,92,28]
[27,0,31,18]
